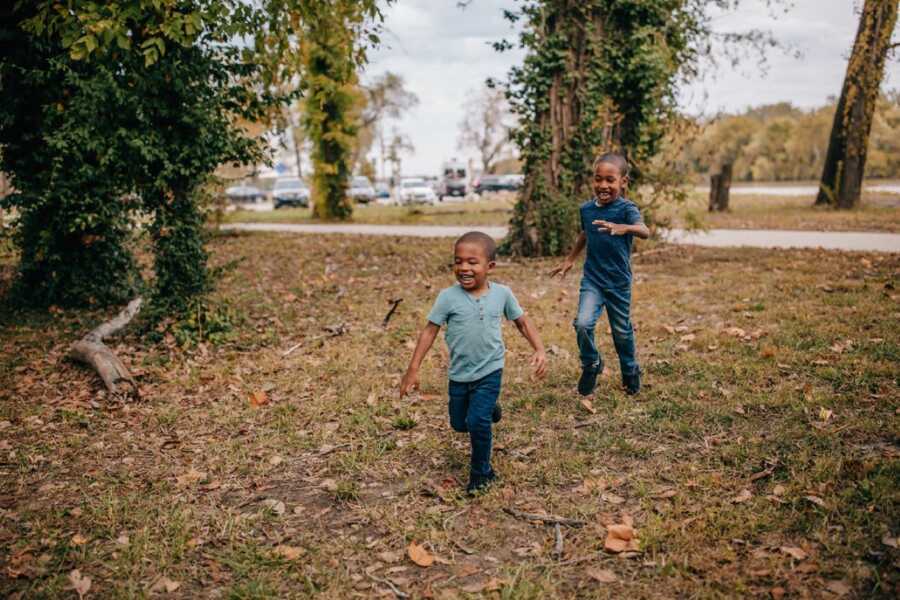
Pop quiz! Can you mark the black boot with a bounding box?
[623,368,641,395]
[578,361,602,396]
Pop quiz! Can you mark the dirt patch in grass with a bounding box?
[1,233,898,598]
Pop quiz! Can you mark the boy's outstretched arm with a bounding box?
[549,232,586,278]
[399,322,440,398]
[513,314,547,378]
[593,220,650,239]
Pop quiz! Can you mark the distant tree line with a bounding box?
[682,94,900,182]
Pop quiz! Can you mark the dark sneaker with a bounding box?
[492,402,502,424]
[623,369,641,395]
[466,471,497,496]
[578,364,601,396]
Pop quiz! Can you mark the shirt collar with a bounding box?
[594,196,623,208]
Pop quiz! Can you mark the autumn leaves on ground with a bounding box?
[1,233,898,598]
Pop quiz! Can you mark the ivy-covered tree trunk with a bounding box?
[302,11,362,221]
[815,0,897,209]
[505,1,686,256]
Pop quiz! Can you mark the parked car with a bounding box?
[473,174,511,194]
[348,176,376,204]
[225,184,266,203]
[398,178,438,205]
[440,160,468,199]
[272,177,310,208]
[503,174,524,191]
[374,182,391,200]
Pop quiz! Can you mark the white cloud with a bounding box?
[363,0,900,175]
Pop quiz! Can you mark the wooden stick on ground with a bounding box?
[382,298,403,327]
[503,507,586,527]
[553,523,564,557]
[69,297,143,399]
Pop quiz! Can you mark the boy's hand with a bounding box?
[593,220,629,236]
[399,369,419,398]
[549,259,574,279]
[530,350,547,378]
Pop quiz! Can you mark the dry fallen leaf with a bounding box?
[71,533,89,546]
[407,541,434,567]
[804,495,826,508]
[825,580,851,597]
[149,576,181,594]
[731,489,752,504]
[586,567,617,583]
[377,550,401,563]
[604,524,639,553]
[818,408,833,423]
[780,546,808,561]
[601,492,626,505]
[262,498,286,516]
[69,569,91,599]
[274,545,305,561]
[175,468,206,486]
[770,586,786,599]
[249,390,269,407]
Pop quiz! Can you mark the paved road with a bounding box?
[223,223,900,252]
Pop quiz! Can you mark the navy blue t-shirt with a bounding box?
[580,197,643,289]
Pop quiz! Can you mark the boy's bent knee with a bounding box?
[465,415,491,435]
[450,417,468,433]
[573,320,593,332]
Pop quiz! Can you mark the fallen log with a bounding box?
[70,297,143,399]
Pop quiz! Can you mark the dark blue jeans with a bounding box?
[573,281,639,375]
[448,369,502,479]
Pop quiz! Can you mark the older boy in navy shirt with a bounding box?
[551,153,649,396]
[400,231,547,494]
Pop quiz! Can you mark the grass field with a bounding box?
[1,233,898,598]
[221,188,900,234]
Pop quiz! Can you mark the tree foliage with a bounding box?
[1,0,386,309]
[682,96,900,183]
[499,0,782,256]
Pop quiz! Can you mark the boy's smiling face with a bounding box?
[454,241,494,292]
[592,161,628,205]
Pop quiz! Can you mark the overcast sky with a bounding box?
[364,0,900,176]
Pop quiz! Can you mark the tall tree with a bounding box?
[815,0,898,209]
[500,0,780,256]
[457,85,515,175]
[356,72,419,178]
[1,1,386,308]
[386,129,415,181]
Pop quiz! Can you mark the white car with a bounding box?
[398,178,438,205]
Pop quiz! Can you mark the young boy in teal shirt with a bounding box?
[400,231,547,494]
[551,153,650,396]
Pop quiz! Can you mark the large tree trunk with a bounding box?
[507,4,607,256]
[816,0,898,209]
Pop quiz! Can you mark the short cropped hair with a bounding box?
[455,231,497,261]
[592,152,630,178]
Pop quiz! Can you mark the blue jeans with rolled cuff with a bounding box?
[448,368,502,479]
[573,281,639,376]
